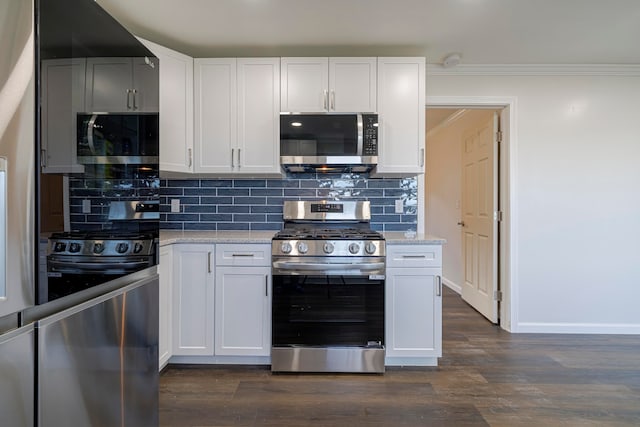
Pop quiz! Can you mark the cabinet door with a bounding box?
[214,266,271,356]
[375,57,425,175]
[140,38,194,173]
[329,57,377,112]
[85,57,133,112]
[280,57,328,112]
[40,59,86,173]
[385,267,442,358]
[172,244,215,356]
[158,245,173,369]
[194,58,236,173]
[236,58,280,174]
[132,57,159,112]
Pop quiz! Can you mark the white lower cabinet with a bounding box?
[168,242,271,363]
[214,266,271,356]
[385,245,442,365]
[171,244,215,356]
[214,244,271,357]
[158,245,173,370]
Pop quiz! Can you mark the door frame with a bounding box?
[418,96,518,332]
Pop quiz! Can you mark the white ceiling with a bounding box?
[96,0,640,65]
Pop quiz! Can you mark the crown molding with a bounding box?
[427,64,640,76]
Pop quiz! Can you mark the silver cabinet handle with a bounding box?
[187,148,193,167]
[231,148,235,168]
[436,276,442,296]
[323,89,328,111]
[330,90,335,110]
[420,148,425,167]
[265,275,268,297]
[126,89,132,109]
[401,255,426,259]
[237,148,241,169]
[207,251,212,273]
[132,89,138,110]
[40,149,47,167]
[231,253,254,257]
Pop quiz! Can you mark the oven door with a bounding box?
[272,272,385,348]
[44,255,155,303]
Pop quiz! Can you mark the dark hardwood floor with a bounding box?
[160,287,640,426]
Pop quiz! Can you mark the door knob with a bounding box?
[457,221,465,226]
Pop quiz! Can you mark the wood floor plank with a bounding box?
[160,287,640,426]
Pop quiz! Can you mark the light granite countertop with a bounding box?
[160,230,277,246]
[160,230,445,246]
[383,232,446,245]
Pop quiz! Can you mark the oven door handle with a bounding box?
[272,260,385,272]
[48,259,151,274]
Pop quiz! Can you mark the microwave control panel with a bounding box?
[362,114,379,156]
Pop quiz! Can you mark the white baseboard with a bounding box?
[514,322,640,335]
[442,278,461,294]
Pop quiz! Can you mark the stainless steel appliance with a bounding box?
[43,200,159,303]
[30,270,159,427]
[271,200,386,373]
[0,0,35,318]
[280,113,379,173]
[77,113,159,164]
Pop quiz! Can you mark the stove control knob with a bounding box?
[69,243,81,253]
[116,243,129,254]
[54,242,67,252]
[365,242,377,255]
[348,243,360,254]
[93,243,105,254]
[280,242,292,254]
[133,243,144,254]
[323,242,335,254]
[297,242,309,254]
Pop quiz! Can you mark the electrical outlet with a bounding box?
[82,199,91,214]
[395,199,404,214]
[170,199,180,213]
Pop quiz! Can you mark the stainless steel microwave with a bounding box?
[77,113,159,164]
[280,113,378,173]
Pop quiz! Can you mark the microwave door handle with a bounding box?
[86,114,98,155]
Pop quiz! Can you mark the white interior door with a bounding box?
[461,112,499,323]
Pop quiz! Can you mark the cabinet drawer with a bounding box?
[215,244,271,267]
[386,245,442,268]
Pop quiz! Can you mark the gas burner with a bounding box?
[272,201,385,258]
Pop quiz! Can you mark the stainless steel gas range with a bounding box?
[42,201,158,303]
[271,200,386,373]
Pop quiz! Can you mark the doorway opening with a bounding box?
[420,97,516,331]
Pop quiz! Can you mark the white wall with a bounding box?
[425,109,496,293]
[427,69,640,333]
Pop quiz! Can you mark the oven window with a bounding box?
[272,274,384,347]
[280,115,358,156]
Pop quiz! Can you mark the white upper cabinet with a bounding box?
[195,58,280,175]
[374,57,425,176]
[236,58,280,174]
[281,57,376,112]
[40,58,86,173]
[194,58,237,173]
[328,58,377,112]
[85,57,159,113]
[139,38,194,173]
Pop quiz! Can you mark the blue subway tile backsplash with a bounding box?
[157,173,418,232]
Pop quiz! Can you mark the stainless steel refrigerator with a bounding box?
[1,0,160,425]
[0,0,37,424]
[0,0,35,319]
